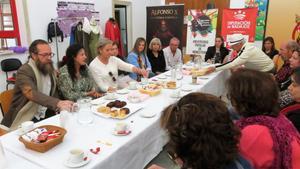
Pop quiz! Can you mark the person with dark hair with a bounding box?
[1,39,75,130]
[57,44,102,101]
[112,41,128,76]
[89,38,147,92]
[279,48,300,108]
[147,37,166,75]
[205,35,229,63]
[227,69,300,169]
[262,36,279,59]
[280,67,300,132]
[149,93,252,169]
[127,37,154,81]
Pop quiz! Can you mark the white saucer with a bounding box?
[170,94,182,98]
[64,155,90,168]
[112,130,131,136]
[140,112,157,118]
[189,82,200,85]
[181,85,193,92]
[127,87,137,90]
[91,99,105,105]
[157,75,167,79]
[104,95,118,100]
[116,89,129,95]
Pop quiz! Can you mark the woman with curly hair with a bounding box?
[149,92,252,169]
[227,69,300,169]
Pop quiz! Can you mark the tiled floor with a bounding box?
[144,148,180,169]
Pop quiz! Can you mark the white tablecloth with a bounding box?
[1,70,229,169]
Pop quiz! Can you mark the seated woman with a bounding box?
[279,48,300,108]
[149,93,252,169]
[112,41,128,76]
[262,36,279,59]
[205,35,229,63]
[280,67,300,132]
[227,69,300,169]
[147,38,166,75]
[127,37,154,81]
[58,44,102,101]
[89,38,147,92]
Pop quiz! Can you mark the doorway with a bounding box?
[114,5,128,56]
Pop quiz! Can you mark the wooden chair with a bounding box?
[0,89,14,117]
[0,128,7,136]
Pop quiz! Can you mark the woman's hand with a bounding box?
[86,90,103,98]
[107,87,117,93]
[147,164,165,169]
[133,67,149,78]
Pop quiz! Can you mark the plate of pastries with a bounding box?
[92,100,143,119]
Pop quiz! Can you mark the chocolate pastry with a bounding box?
[120,108,130,114]
[106,101,115,108]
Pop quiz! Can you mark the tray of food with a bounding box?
[138,84,162,96]
[92,100,143,119]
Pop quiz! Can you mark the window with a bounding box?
[0,0,20,49]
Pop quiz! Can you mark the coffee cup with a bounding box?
[128,81,137,90]
[68,149,85,164]
[21,121,34,133]
[115,122,128,132]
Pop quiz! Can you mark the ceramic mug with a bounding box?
[115,122,128,132]
[68,149,84,164]
[128,81,137,90]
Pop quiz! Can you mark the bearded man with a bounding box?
[1,39,74,130]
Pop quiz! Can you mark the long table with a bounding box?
[1,69,229,169]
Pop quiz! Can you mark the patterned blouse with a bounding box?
[58,65,96,101]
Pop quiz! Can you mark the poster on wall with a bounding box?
[186,9,218,55]
[146,5,184,48]
[221,8,258,46]
[56,1,99,36]
[245,0,269,41]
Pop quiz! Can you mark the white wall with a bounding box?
[18,0,161,61]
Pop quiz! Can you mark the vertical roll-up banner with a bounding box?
[146,5,184,49]
[221,8,258,46]
[186,9,218,55]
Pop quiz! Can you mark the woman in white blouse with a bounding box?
[89,38,147,92]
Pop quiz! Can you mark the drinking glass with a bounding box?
[77,97,93,124]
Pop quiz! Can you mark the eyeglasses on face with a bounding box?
[35,52,55,58]
[109,71,116,82]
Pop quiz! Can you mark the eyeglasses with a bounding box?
[109,71,116,82]
[35,52,55,58]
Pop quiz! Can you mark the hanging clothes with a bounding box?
[82,17,100,64]
[105,18,124,56]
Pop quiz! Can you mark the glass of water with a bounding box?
[77,97,93,124]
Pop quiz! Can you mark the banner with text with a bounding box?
[221,8,258,46]
[186,9,218,55]
[146,5,184,48]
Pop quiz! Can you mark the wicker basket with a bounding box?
[19,125,67,153]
